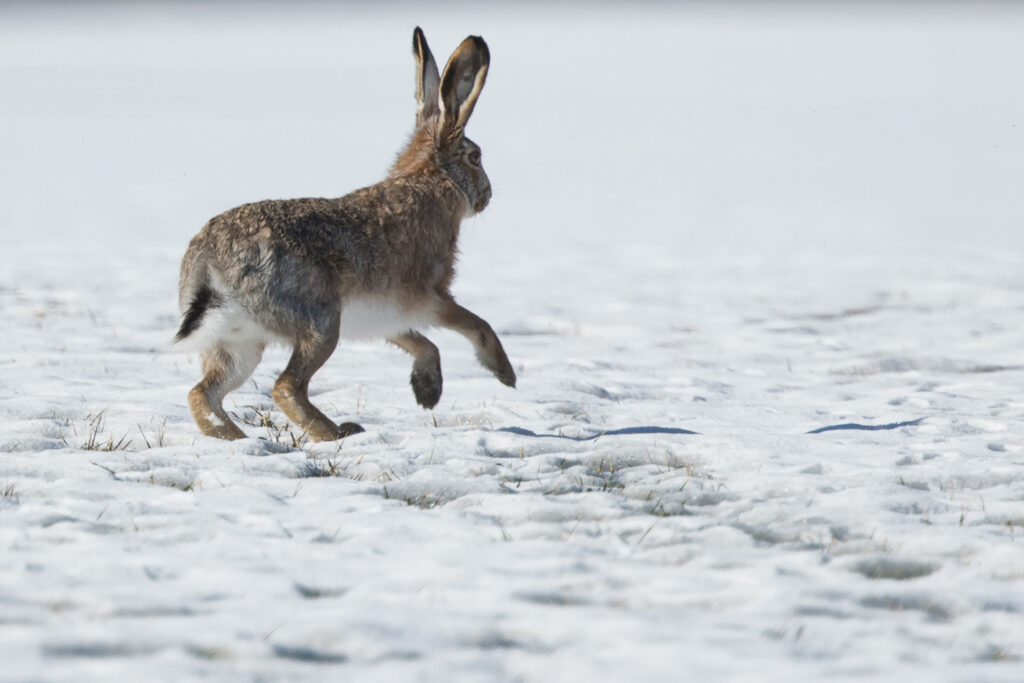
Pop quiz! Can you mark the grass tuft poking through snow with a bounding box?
[60,410,134,452]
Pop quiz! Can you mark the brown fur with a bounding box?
[176,28,514,441]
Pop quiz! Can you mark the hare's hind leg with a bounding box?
[389,331,443,409]
[189,342,263,440]
[272,324,364,442]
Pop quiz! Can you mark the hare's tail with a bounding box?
[174,284,217,343]
[175,245,222,345]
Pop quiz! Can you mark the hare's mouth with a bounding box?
[473,188,492,214]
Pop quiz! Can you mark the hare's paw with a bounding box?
[337,422,365,438]
[483,347,516,388]
[410,363,443,409]
[305,420,364,442]
[494,360,517,388]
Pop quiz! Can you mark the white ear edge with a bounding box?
[414,28,441,125]
[438,62,488,138]
[456,64,488,130]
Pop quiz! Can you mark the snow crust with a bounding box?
[2,3,1023,681]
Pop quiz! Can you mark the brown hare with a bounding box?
[175,28,515,441]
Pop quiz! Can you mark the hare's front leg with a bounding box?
[438,297,516,388]
[389,331,443,409]
[272,323,364,442]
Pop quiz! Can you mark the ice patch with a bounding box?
[852,557,940,581]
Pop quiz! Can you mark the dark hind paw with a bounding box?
[337,422,365,438]
[410,366,442,409]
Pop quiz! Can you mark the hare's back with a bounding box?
[207,197,357,252]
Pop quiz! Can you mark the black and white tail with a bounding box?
[174,284,216,343]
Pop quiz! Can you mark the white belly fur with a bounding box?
[339,296,436,340]
[173,295,432,352]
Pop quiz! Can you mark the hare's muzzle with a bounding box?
[474,185,492,214]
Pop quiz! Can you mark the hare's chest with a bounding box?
[339,295,435,340]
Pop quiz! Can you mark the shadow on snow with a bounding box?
[497,426,699,441]
[807,417,925,434]
[495,420,926,439]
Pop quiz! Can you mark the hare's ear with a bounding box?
[437,35,489,146]
[413,27,441,127]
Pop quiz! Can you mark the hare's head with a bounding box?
[392,28,492,216]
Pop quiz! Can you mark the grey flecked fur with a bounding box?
[176,28,515,442]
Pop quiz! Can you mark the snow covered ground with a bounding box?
[2,2,1023,681]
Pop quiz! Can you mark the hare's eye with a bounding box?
[468,150,481,166]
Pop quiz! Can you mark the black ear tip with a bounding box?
[470,35,489,60]
[413,26,425,49]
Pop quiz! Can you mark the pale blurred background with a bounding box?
[2,1,1022,262]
